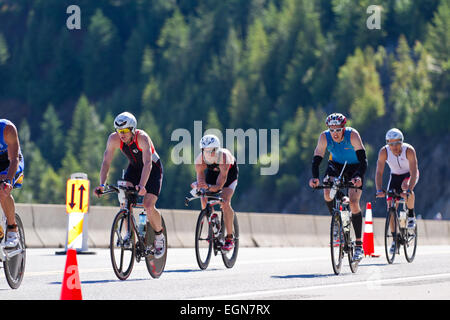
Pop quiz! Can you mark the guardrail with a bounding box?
[15,203,450,248]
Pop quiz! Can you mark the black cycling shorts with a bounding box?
[123,160,163,197]
[324,161,364,187]
[205,163,238,190]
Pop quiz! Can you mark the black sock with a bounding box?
[154,228,163,235]
[408,208,415,218]
[352,212,363,240]
[326,200,334,215]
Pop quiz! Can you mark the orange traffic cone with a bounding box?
[60,249,82,300]
[363,202,380,258]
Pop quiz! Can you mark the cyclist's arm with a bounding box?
[406,146,418,191]
[194,153,208,188]
[311,132,327,179]
[137,132,153,190]
[3,123,20,184]
[350,129,367,178]
[375,147,387,192]
[99,133,119,186]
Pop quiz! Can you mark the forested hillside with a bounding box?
[0,0,448,218]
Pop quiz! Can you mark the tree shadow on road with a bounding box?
[271,273,334,279]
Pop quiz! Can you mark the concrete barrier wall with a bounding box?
[13,203,450,248]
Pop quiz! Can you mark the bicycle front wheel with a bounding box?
[110,210,136,280]
[221,213,239,269]
[195,209,213,270]
[145,216,168,278]
[384,208,398,264]
[3,214,26,289]
[330,212,344,275]
[404,222,418,263]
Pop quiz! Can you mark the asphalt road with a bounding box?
[1,246,449,301]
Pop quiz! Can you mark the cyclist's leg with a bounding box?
[221,184,236,238]
[323,161,340,214]
[143,160,163,233]
[205,169,218,212]
[349,187,362,242]
[401,173,417,214]
[221,164,238,238]
[346,164,363,244]
[0,159,23,231]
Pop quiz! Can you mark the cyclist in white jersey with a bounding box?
[375,128,419,234]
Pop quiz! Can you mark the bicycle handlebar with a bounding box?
[313,183,362,190]
[383,189,409,199]
[184,188,223,206]
[97,184,138,196]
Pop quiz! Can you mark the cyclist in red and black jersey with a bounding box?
[94,112,165,258]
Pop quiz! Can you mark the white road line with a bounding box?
[193,272,450,300]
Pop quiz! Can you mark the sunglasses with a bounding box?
[203,148,217,155]
[329,128,344,133]
[116,128,132,134]
[387,141,402,146]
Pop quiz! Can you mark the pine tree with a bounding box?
[82,9,122,97]
[38,104,64,169]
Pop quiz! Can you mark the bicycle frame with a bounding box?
[101,183,147,250]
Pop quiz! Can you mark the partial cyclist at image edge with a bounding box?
[192,134,239,251]
[94,112,165,259]
[309,113,368,262]
[375,128,419,254]
[0,119,24,248]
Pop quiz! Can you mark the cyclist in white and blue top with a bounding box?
[309,113,368,262]
[0,119,24,248]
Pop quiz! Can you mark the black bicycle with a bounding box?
[100,180,167,280]
[185,188,239,270]
[384,189,417,264]
[314,165,362,275]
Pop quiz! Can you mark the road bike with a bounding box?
[185,188,239,270]
[100,180,167,280]
[384,189,418,264]
[0,181,26,289]
[314,164,362,275]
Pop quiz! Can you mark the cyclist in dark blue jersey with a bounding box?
[94,112,165,258]
[309,113,368,262]
[0,119,24,248]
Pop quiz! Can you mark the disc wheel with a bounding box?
[145,216,168,278]
[3,214,26,289]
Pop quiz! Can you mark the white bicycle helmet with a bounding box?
[326,113,347,126]
[385,128,404,143]
[114,112,137,133]
[199,134,220,150]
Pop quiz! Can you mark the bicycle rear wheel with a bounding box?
[221,213,239,269]
[145,216,167,278]
[404,223,418,263]
[110,210,136,280]
[195,209,213,270]
[330,212,344,275]
[3,214,26,289]
[384,208,398,264]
